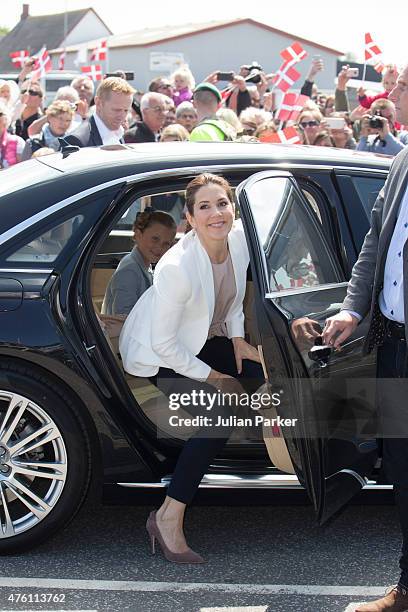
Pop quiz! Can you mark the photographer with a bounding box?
[357,98,408,155]
[204,69,251,116]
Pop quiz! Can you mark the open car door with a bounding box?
[237,170,378,523]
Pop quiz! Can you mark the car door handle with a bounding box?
[308,343,333,366]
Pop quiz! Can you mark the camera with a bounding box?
[368,115,383,129]
[245,70,262,84]
[105,71,135,81]
[216,71,235,81]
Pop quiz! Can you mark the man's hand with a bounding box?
[231,75,247,92]
[76,99,89,119]
[358,86,366,97]
[360,114,374,138]
[377,115,390,139]
[203,71,219,84]
[291,317,321,352]
[18,57,36,82]
[322,311,359,348]
[337,65,351,91]
[256,71,269,96]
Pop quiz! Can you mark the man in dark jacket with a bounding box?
[65,77,134,148]
[324,64,408,612]
[124,92,168,143]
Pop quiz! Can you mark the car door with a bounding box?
[236,170,378,524]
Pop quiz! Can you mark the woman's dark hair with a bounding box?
[133,208,176,233]
[185,173,233,217]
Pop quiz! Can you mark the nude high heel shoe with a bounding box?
[146,511,206,564]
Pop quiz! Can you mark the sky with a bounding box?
[1,1,406,66]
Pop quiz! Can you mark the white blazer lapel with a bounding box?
[193,232,215,321]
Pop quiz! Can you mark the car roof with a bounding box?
[37,142,392,177]
[0,143,390,241]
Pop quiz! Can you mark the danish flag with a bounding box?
[58,51,66,71]
[273,61,301,93]
[280,42,307,64]
[266,126,302,145]
[276,93,309,122]
[81,64,103,81]
[31,47,52,80]
[9,50,29,68]
[91,39,107,62]
[364,33,382,61]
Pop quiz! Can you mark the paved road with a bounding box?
[0,490,400,612]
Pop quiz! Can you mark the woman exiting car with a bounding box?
[120,173,263,564]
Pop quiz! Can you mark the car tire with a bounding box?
[0,363,92,554]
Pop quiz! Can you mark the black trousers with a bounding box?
[377,333,408,587]
[151,336,264,505]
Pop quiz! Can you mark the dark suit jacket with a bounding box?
[64,116,103,148]
[124,121,155,143]
[341,146,408,352]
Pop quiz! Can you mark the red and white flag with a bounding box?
[280,42,307,65]
[90,39,107,62]
[373,60,385,74]
[267,126,302,145]
[364,33,382,62]
[31,47,52,80]
[81,64,103,81]
[58,51,66,71]
[9,50,28,68]
[273,61,301,93]
[276,93,309,122]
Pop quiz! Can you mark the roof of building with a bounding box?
[56,18,344,55]
[0,7,112,71]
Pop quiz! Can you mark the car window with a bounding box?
[6,215,84,263]
[245,176,340,292]
[350,176,385,217]
[115,191,186,231]
[103,187,241,255]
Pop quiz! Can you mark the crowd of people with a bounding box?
[1,56,407,169]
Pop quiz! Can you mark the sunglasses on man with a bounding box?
[21,89,42,97]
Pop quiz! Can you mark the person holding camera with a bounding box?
[357,98,408,156]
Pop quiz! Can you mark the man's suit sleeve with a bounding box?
[341,187,385,317]
[63,132,84,148]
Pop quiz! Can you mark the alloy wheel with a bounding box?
[0,391,67,538]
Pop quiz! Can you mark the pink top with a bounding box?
[208,252,237,339]
[173,87,193,107]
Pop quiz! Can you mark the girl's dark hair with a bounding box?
[185,173,233,217]
[133,208,176,232]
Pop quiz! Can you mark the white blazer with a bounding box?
[119,220,250,381]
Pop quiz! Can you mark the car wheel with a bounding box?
[0,364,92,554]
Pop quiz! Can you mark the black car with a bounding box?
[0,142,390,553]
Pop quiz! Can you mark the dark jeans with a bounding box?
[377,334,408,587]
[150,336,264,505]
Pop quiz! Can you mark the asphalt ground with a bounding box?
[0,489,400,612]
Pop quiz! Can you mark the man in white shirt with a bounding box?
[323,64,408,612]
[66,77,135,148]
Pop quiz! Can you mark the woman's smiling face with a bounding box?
[186,183,235,242]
